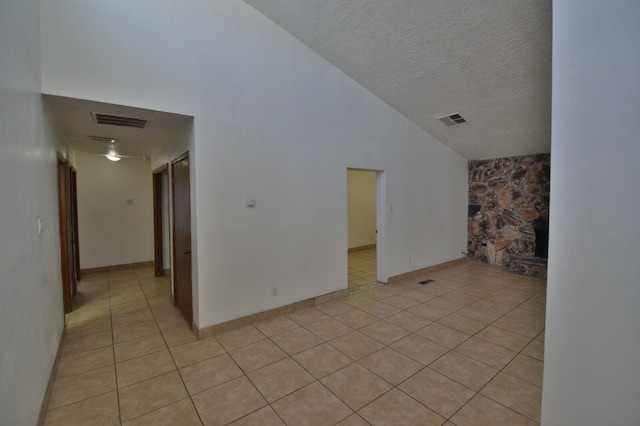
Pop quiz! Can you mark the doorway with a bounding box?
[347,169,386,290]
[172,152,193,325]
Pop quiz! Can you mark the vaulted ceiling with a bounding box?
[241,0,552,160]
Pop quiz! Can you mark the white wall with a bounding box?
[542,1,640,424]
[76,155,154,269]
[347,169,377,249]
[40,0,468,329]
[0,1,65,424]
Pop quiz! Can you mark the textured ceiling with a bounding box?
[43,95,192,160]
[241,0,552,160]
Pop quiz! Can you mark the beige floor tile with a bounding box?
[329,331,385,361]
[315,300,354,316]
[341,294,377,309]
[216,325,265,352]
[493,315,544,338]
[456,305,503,324]
[254,315,301,337]
[406,303,450,321]
[229,406,284,426]
[170,336,225,368]
[156,314,190,332]
[321,363,391,410]
[116,349,176,388]
[471,298,515,315]
[306,317,353,341]
[270,327,323,355]
[474,325,531,352]
[150,301,183,319]
[248,358,315,402]
[451,394,537,426]
[430,351,498,391]
[399,368,474,418]
[122,398,202,426]
[384,311,432,332]
[111,300,151,316]
[359,388,445,426]
[44,391,119,426]
[114,333,167,363]
[272,382,353,426]
[113,320,160,344]
[49,365,116,409]
[334,309,379,329]
[522,339,545,360]
[55,346,114,379]
[481,372,542,421]
[65,317,111,339]
[390,334,448,365]
[180,353,244,395]
[336,413,370,426]
[401,290,439,303]
[287,307,330,326]
[119,371,188,422]
[61,330,113,356]
[358,301,401,319]
[162,325,197,347]
[416,322,470,348]
[229,339,288,373]
[504,354,544,387]
[111,308,154,329]
[292,343,354,379]
[426,295,469,312]
[192,376,267,425]
[359,320,410,345]
[455,336,517,369]
[381,295,421,310]
[359,347,422,385]
[438,313,486,335]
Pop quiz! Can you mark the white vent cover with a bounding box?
[437,113,467,126]
[88,136,116,143]
[92,112,148,129]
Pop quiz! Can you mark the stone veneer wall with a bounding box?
[467,154,550,274]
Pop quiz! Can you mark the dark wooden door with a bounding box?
[153,166,168,277]
[172,153,193,325]
[57,158,75,313]
[69,168,80,289]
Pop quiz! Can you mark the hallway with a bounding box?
[44,261,545,425]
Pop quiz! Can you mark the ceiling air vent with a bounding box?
[437,113,467,126]
[92,112,148,129]
[88,136,116,144]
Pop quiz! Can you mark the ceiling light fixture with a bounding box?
[106,153,121,162]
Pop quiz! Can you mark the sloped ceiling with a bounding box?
[241,0,552,160]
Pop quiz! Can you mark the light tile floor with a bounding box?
[45,261,545,425]
[348,248,377,290]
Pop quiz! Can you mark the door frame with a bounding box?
[152,164,169,277]
[57,155,76,313]
[171,152,193,325]
[346,168,387,285]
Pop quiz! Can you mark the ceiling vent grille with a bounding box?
[438,113,467,126]
[88,136,116,144]
[92,112,148,129]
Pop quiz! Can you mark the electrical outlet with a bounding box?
[271,287,278,296]
[408,257,412,264]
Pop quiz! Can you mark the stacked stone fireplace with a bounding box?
[467,154,550,277]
